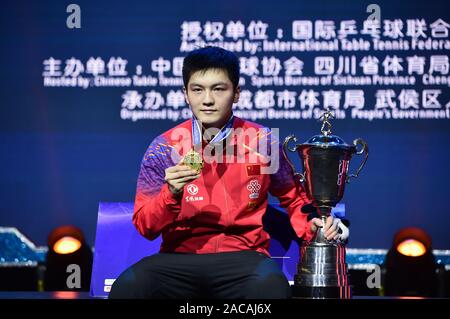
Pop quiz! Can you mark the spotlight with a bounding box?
[53,236,82,255]
[44,225,93,291]
[384,227,438,297]
[397,239,426,257]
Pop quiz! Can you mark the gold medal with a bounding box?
[183,149,204,173]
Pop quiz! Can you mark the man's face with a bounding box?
[184,68,240,129]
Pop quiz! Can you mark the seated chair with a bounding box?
[90,200,344,298]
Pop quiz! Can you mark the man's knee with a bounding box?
[246,274,291,299]
[244,258,291,299]
[108,256,162,299]
[108,267,138,299]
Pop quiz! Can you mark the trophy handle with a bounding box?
[347,138,369,183]
[282,135,305,182]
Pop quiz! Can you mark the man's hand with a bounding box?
[310,216,349,241]
[165,160,201,195]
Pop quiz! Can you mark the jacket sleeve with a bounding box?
[268,142,316,242]
[132,136,182,240]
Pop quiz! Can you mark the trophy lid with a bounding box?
[304,134,349,146]
[300,110,355,151]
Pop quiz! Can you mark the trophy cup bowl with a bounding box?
[282,111,368,298]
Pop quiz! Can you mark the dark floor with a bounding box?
[0,291,445,299]
[0,291,94,299]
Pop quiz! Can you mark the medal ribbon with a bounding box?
[191,114,235,147]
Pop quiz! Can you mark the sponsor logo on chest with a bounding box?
[247,179,261,199]
[185,184,204,202]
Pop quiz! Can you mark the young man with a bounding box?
[109,46,348,299]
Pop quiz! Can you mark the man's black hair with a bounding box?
[182,46,240,89]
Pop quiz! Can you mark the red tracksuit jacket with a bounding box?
[133,116,314,256]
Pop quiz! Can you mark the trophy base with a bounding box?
[292,285,352,299]
[294,227,352,299]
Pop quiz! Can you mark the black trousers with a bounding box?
[108,250,291,299]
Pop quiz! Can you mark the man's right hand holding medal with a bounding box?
[164,151,203,195]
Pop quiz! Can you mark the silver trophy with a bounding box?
[282,110,368,299]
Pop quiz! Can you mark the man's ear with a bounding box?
[183,87,190,106]
[233,86,241,104]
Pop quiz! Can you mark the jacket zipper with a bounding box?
[218,164,230,253]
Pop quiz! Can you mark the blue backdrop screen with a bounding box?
[1,0,449,249]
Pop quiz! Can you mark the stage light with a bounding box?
[44,225,93,291]
[384,227,438,297]
[394,227,431,257]
[397,239,426,257]
[53,236,82,254]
